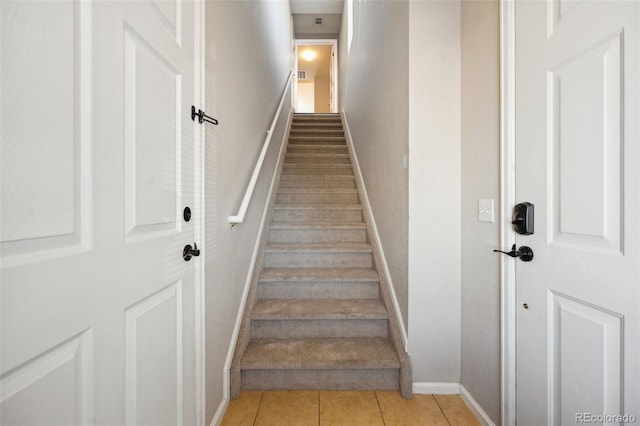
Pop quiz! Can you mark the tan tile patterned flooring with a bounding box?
[221,391,481,425]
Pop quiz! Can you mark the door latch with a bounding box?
[183,243,201,261]
[493,244,534,262]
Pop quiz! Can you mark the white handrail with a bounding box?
[228,71,293,226]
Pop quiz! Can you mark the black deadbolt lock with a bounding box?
[512,202,534,235]
[183,243,200,261]
[183,207,191,222]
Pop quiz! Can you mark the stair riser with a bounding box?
[241,369,399,392]
[252,319,388,339]
[258,282,379,299]
[285,156,351,164]
[272,209,362,222]
[293,116,340,120]
[278,179,356,189]
[291,124,343,129]
[290,131,345,137]
[289,129,344,134]
[293,118,341,122]
[289,138,346,145]
[291,124,344,132]
[269,228,366,243]
[276,192,358,204]
[283,167,353,176]
[287,147,348,155]
[264,252,372,268]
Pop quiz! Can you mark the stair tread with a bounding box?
[241,337,399,370]
[284,163,351,168]
[289,130,344,134]
[265,242,372,252]
[269,221,366,229]
[280,175,355,180]
[260,268,379,282]
[287,143,347,149]
[274,204,362,210]
[278,188,357,193]
[290,135,345,138]
[252,298,388,320]
[286,153,350,157]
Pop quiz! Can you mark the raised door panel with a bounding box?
[0,1,91,266]
[548,33,622,254]
[150,0,181,45]
[125,283,182,426]
[548,292,622,425]
[0,330,93,425]
[123,27,181,243]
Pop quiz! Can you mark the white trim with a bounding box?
[218,109,294,419]
[460,385,497,426]
[193,1,206,425]
[341,114,409,350]
[210,398,228,426]
[228,72,293,225]
[499,1,517,425]
[412,382,460,395]
[294,39,339,113]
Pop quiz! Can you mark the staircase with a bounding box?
[230,113,412,399]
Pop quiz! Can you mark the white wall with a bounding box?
[204,1,292,423]
[460,1,501,423]
[407,0,462,384]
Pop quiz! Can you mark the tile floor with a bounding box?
[221,391,482,425]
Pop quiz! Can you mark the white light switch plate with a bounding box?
[478,199,495,223]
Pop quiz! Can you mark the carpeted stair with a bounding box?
[230,113,412,399]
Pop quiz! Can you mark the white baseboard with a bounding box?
[460,384,496,426]
[210,397,229,426]
[412,382,460,395]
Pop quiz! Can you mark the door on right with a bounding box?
[515,1,639,425]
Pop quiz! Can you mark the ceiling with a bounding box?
[290,0,344,14]
[290,0,343,38]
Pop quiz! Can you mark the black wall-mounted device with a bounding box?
[512,202,534,235]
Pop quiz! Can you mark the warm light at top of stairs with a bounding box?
[301,50,316,61]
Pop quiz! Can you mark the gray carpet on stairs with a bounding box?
[231,113,412,398]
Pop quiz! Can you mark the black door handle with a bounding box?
[183,243,201,261]
[493,244,534,262]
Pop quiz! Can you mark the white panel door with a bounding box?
[515,1,639,424]
[0,1,201,425]
[297,83,315,113]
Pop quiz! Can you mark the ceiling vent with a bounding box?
[314,17,323,25]
[298,70,308,80]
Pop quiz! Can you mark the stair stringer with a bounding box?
[228,110,294,400]
[340,112,414,399]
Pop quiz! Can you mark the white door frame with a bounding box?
[194,1,206,425]
[294,39,338,113]
[499,1,516,425]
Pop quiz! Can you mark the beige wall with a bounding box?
[460,1,501,423]
[204,1,292,423]
[407,0,461,384]
[339,0,410,331]
[339,0,500,418]
[339,0,464,386]
[314,77,330,113]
